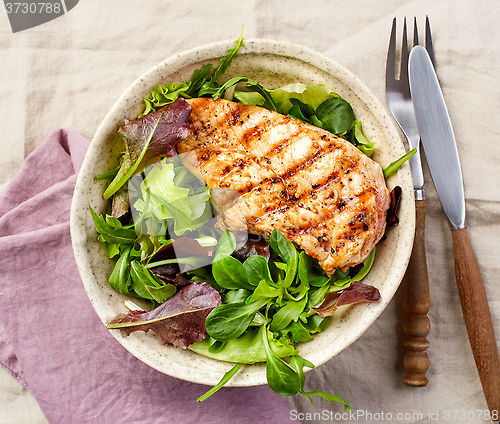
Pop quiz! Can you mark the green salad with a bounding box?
[91,28,415,409]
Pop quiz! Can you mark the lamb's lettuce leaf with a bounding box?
[289,355,350,410]
[314,97,354,135]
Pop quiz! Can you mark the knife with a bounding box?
[409,45,500,416]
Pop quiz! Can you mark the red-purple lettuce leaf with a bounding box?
[111,187,130,219]
[386,186,402,227]
[232,234,270,262]
[103,97,192,199]
[107,281,221,349]
[146,238,210,284]
[314,281,381,318]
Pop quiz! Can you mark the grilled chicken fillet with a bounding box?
[177,98,390,275]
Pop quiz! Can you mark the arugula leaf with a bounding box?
[244,80,282,111]
[139,26,246,106]
[129,260,176,304]
[198,79,221,97]
[213,26,245,81]
[213,77,281,111]
[186,64,213,97]
[212,76,248,100]
[90,206,137,245]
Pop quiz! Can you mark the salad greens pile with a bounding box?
[91,27,414,408]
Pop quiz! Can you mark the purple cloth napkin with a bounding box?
[0,129,295,424]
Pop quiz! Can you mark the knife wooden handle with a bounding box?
[452,228,500,415]
[402,199,430,387]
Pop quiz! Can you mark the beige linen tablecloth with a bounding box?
[1,1,499,423]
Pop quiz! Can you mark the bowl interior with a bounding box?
[70,39,414,386]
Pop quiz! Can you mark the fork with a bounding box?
[386,16,434,387]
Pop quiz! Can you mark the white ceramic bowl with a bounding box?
[70,38,414,387]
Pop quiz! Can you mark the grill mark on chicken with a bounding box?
[179,98,390,275]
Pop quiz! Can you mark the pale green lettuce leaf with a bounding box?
[233,83,337,115]
[270,83,337,114]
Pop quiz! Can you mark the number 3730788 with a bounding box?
[443,409,499,421]
[5,3,62,14]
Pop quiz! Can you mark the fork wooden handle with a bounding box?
[452,228,500,415]
[402,199,430,387]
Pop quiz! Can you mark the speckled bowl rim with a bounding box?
[70,38,415,387]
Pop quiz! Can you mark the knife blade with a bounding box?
[409,44,500,416]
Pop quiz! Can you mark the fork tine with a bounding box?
[386,17,397,81]
[413,17,419,47]
[425,16,436,67]
[400,17,409,83]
